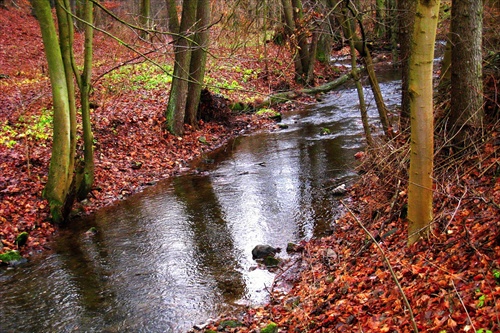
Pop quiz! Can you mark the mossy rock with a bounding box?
[218,320,243,329]
[0,250,26,265]
[261,322,278,333]
[15,232,29,247]
[263,256,280,267]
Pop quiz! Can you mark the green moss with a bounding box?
[264,256,280,267]
[261,322,278,333]
[0,250,24,264]
[218,320,242,329]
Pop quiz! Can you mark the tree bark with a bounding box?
[165,0,197,136]
[33,0,73,223]
[140,0,151,39]
[341,7,373,146]
[407,0,439,245]
[281,0,303,78]
[449,0,484,145]
[77,0,95,200]
[184,0,210,127]
[166,0,180,34]
[397,0,416,124]
[292,0,311,82]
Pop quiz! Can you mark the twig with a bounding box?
[451,279,477,332]
[444,186,467,231]
[340,200,419,333]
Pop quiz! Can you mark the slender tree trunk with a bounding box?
[342,7,373,146]
[292,0,310,82]
[363,50,392,137]
[140,0,150,39]
[347,1,392,138]
[281,0,303,79]
[407,0,439,245]
[449,0,484,145]
[165,1,197,136]
[375,0,386,37]
[184,0,210,127]
[77,0,95,200]
[306,27,319,85]
[33,0,73,223]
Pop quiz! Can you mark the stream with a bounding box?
[0,69,401,333]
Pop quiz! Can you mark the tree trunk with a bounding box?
[165,0,197,136]
[347,1,392,138]
[184,0,210,127]
[140,0,151,39]
[375,0,386,37]
[77,0,95,200]
[449,0,484,145]
[306,27,319,85]
[166,0,180,34]
[341,7,373,147]
[292,0,310,82]
[281,0,303,78]
[363,49,392,137]
[33,0,73,224]
[397,0,416,124]
[407,0,439,245]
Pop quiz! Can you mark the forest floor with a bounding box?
[1,3,500,333]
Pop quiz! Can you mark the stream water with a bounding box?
[0,70,401,333]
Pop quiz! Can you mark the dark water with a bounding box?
[0,72,401,333]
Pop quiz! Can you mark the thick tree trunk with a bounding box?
[33,0,73,223]
[449,0,484,145]
[407,0,439,245]
[165,1,197,136]
[166,0,180,34]
[55,0,77,185]
[184,0,210,127]
[397,0,416,123]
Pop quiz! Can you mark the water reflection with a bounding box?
[0,73,401,332]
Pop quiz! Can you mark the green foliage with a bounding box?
[103,62,173,91]
[0,108,54,147]
[477,329,493,333]
[320,127,331,135]
[492,269,500,281]
[477,294,486,308]
[0,121,18,148]
[23,108,53,141]
[204,76,242,95]
[261,322,278,333]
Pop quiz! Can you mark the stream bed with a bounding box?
[0,71,401,332]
